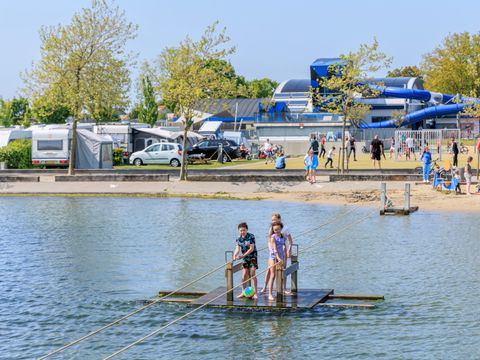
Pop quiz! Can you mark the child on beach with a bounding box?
[266,221,287,301]
[325,146,335,168]
[304,150,312,181]
[454,169,462,194]
[260,213,293,295]
[420,146,432,183]
[464,156,473,195]
[389,137,395,159]
[233,222,258,299]
[309,150,318,183]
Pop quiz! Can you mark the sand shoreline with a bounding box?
[0,179,479,212]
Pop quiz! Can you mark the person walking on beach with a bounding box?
[263,139,273,164]
[325,146,335,168]
[420,146,432,183]
[348,135,357,161]
[406,135,416,160]
[370,135,383,169]
[451,138,459,167]
[319,135,326,158]
[464,156,473,195]
[260,213,293,295]
[309,136,320,157]
[389,137,396,159]
[266,221,287,301]
[304,150,312,181]
[233,222,258,299]
[454,169,462,194]
[308,150,318,183]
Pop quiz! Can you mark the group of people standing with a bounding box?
[233,213,293,301]
[303,135,339,183]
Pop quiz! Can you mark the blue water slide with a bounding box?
[359,85,476,128]
[369,84,455,104]
[360,103,466,128]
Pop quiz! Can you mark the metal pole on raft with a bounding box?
[291,245,298,294]
[276,263,284,305]
[225,252,234,302]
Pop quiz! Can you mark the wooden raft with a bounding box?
[189,287,333,310]
[157,245,384,311]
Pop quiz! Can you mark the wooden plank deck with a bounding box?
[189,287,333,310]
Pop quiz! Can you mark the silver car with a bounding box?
[129,142,182,167]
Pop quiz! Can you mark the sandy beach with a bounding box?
[0,178,479,212]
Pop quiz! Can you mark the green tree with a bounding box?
[152,22,238,180]
[310,39,391,174]
[138,77,158,126]
[10,98,30,124]
[387,66,423,79]
[0,99,14,127]
[31,98,71,124]
[421,32,480,94]
[23,0,137,174]
[0,97,30,126]
[128,102,142,120]
[246,78,279,98]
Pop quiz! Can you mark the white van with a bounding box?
[31,128,70,166]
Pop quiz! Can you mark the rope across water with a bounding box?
[101,211,374,360]
[37,206,361,359]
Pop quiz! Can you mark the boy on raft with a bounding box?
[233,222,258,299]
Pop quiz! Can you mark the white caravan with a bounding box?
[31,128,70,166]
[0,129,32,148]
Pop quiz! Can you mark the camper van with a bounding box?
[0,129,32,148]
[31,128,113,168]
[31,128,70,166]
[93,123,150,161]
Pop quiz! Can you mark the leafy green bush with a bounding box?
[0,139,33,169]
[113,148,124,166]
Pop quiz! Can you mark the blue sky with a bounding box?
[1,0,480,100]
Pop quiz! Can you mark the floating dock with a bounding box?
[156,245,384,311]
[157,289,383,310]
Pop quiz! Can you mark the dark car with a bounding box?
[187,139,240,162]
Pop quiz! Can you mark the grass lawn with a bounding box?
[227,151,477,170]
[114,151,478,171]
[114,159,263,170]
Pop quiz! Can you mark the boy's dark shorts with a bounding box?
[243,256,258,269]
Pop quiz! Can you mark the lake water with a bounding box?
[0,197,479,359]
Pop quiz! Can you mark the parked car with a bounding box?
[129,142,182,167]
[187,139,240,162]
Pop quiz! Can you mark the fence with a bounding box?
[394,129,460,161]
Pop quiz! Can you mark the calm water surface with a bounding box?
[0,197,479,359]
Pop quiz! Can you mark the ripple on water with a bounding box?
[0,198,479,359]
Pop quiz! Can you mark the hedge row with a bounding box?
[0,139,34,169]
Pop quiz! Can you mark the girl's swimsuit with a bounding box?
[269,234,286,260]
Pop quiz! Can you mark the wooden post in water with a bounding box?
[276,263,284,305]
[404,183,411,215]
[291,252,298,294]
[225,261,234,302]
[380,182,386,215]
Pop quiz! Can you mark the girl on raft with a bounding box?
[259,213,293,299]
[265,221,287,301]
